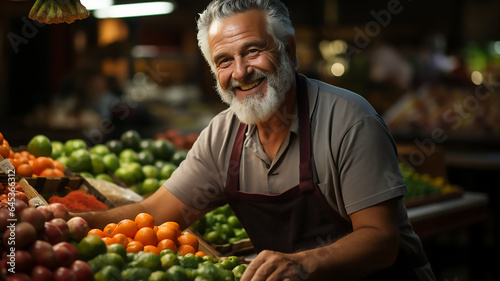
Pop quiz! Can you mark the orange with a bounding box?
[159,221,181,231]
[113,219,138,238]
[157,239,177,253]
[102,237,114,246]
[0,132,3,144]
[126,241,144,253]
[177,233,198,251]
[103,223,117,238]
[134,227,158,246]
[156,226,179,242]
[88,228,104,238]
[0,146,9,158]
[178,245,196,256]
[16,164,33,177]
[135,213,155,229]
[127,237,133,244]
[53,160,65,172]
[8,158,20,169]
[154,225,158,233]
[8,150,14,159]
[112,233,129,247]
[2,140,10,151]
[143,245,160,255]
[39,168,65,177]
[195,251,206,258]
[32,157,54,176]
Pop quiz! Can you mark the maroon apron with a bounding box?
[224,74,426,280]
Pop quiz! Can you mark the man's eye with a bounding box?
[248,49,259,54]
[218,58,230,67]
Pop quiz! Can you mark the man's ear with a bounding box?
[285,35,297,68]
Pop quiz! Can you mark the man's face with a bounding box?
[208,9,294,124]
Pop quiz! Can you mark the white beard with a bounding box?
[215,53,294,124]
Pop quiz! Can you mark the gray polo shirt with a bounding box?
[164,75,435,280]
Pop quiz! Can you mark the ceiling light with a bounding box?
[94,1,175,18]
[81,0,113,10]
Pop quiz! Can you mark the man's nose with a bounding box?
[232,56,253,81]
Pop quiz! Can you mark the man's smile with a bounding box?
[237,77,265,91]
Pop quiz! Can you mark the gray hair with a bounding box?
[196,0,296,73]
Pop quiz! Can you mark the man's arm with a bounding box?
[241,198,400,281]
[71,187,208,230]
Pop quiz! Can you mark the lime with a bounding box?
[67,148,92,173]
[90,154,106,175]
[171,150,188,166]
[140,139,155,152]
[167,265,189,281]
[159,249,175,257]
[119,148,139,163]
[152,139,175,161]
[138,150,155,165]
[121,130,142,152]
[140,178,160,195]
[204,231,225,245]
[77,235,107,261]
[232,264,247,280]
[95,265,123,281]
[95,173,114,183]
[51,140,64,159]
[107,243,127,260]
[92,252,126,270]
[148,270,169,281]
[56,156,69,167]
[160,252,179,268]
[160,163,177,180]
[136,252,162,271]
[142,165,160,179]
[114,166,136,185]
[27,134,52,157]
[106,139,123,155]
[103,153,120,172]
[90,144,111,157]
[227,216,242,228]
[179,253,200,269]
[79,172,94,179]
[122,267,152,281]
[64,139,88,155]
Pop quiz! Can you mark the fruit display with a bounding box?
[0,202,94,280]
[78,130,188,196]
[400,162,462,205]
[0,182,29,209]
[192,205,249,246]
[2,133,66,178]
[155,129,200,150]
[81,212,247,280]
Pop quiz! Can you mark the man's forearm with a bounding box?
[70,202,147,230]
[298,227,399,281]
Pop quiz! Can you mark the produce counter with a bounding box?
[407,191,489,240]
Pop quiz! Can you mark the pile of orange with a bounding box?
[88,212,205,257]
[0,132,65,178]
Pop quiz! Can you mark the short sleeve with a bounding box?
[162,111,237,211]
[338,115,407,214]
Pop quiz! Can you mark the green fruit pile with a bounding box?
[86,242,247,281]
[192,205,249,245]
[63,129,189,196]
[399,162,460,199]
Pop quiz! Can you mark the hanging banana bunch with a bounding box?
[29,0,90,24]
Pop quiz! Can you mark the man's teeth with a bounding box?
[238,78,263,91]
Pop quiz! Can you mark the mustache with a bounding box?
[227,70,267,90]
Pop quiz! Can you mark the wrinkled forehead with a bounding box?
[208,9,269,43]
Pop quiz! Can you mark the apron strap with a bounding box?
[296,74,315,193]
[226,122,247,198]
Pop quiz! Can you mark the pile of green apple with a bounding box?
[53,130,188,196]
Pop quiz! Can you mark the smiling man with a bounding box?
[75,0,436,280]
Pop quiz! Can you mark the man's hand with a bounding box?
[241,250,309,281]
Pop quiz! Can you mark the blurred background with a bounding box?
[1,0,499,280]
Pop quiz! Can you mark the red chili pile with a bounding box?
[48,190,108,211]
